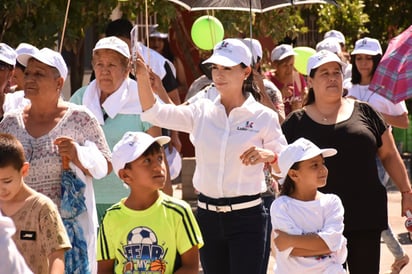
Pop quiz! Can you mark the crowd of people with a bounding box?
[0,17,411,274]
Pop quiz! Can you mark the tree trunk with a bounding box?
[69,38,85,95]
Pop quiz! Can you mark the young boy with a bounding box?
[270,138,347,274]
[97,131,203,274]
[0,133,71,274]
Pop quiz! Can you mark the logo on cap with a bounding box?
[217,41,229,50]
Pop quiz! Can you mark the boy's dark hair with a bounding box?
[0,133,26,170]
[105,18,133,39]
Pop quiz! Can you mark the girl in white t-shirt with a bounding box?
[270,138,347,274]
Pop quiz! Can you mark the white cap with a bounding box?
[150,31,168,39]
[275,138,337,185]
[307,50,346,76]
[0,43,17,66]
[112,132,170,177]
[242,38,263,64]
[324,30,346,45]
[17,48,68,80]
[15,43,39,57]
[203,38,252,67]
[316,37,342,54]
[270,44,296,62]
[351,37,382,56]
[93,36,131,59]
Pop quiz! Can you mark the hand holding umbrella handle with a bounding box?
[62,156,70,170]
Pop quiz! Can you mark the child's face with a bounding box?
[290,155,328,188]
[120,150,167,191]
[0,164,28,202]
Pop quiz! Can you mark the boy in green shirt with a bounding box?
[97,131,203,273]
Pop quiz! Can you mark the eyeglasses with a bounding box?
[0,63,13,71]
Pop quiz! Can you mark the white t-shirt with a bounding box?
[270,193,347,274]
[347,83,407,116]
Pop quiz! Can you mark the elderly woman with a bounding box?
[0,47,111,274]
[265,44,307,116]
[70,36,173,221]
[281,50,412,274]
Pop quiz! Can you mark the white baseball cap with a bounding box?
[17,48,68,80]
[93,36,131,59]
[316,37,342,54]
[203,38,252,67]
[275,137,337,185]
[112,131,170,177]
[0,43,17,66]
[242,38,263,64]
[306,50,346,76]
[324,30,346,45]
[351,37,382,56]
[270,44,296,62]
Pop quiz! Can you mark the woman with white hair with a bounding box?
[0,47,111,274]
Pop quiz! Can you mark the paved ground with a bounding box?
[172,185,412,274]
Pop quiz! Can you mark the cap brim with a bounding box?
[153,136,171,147]
[202,55,239,67]
[273,148,337,182]
[351,49,380,56]
[17,53,36,67]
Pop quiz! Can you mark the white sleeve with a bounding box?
[317,195,347,253]
[0,215,33,274]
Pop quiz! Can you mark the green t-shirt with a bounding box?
[97,192,203,274]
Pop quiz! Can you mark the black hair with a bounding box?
[240,63,261,101]
[279,161,300,196]
[0,60,14,71]
[105,18,133,39]
[124,142,163,170]
[350,54,382,85]
[0,133,26,171]
[15,61,26,71]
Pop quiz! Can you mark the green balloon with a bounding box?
[191,16,224,50]
[293,46,316,75]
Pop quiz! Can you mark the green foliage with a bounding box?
[363,0,412,51]
[316,0,369,50]
[0,0,118,50]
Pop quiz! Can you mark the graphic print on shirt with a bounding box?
[120,226,167,273]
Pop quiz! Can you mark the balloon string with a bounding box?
[145,0,150,65]
[207,10,216,48]
[59,0,71,53]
